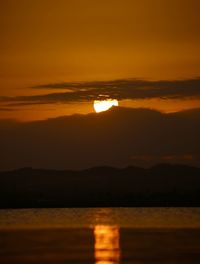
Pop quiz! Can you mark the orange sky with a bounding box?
[0,0,200,120]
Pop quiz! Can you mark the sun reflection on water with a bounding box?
[94,225,120,264]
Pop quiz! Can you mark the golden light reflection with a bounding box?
[94,225,120,264]
[93,99,119,113]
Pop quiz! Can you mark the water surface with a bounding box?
[0,208,200,263]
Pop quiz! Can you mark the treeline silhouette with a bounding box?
[0,164,200,208]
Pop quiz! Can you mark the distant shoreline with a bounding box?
[1,203,200,210]
[1,164,200,209]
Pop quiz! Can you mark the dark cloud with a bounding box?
[33,78,200,99]
[0,107,199,170]
[1,78,200,107]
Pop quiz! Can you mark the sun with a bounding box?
[93,99,119,113]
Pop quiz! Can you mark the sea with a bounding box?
[0,207,200,263]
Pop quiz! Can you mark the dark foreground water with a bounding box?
[0,208,200,263]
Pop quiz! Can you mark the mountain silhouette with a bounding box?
[0,164,200,208]
[0,107,200,170]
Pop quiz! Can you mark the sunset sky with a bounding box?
[0,0,200,120]
[0,0,200,169]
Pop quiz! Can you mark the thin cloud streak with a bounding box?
[0,78,200,107]
[33,78,200,98]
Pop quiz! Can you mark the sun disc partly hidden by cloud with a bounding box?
[94,99,119,113]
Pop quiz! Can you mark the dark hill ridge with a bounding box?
[1,107,200,170]
[0,164,200,208]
